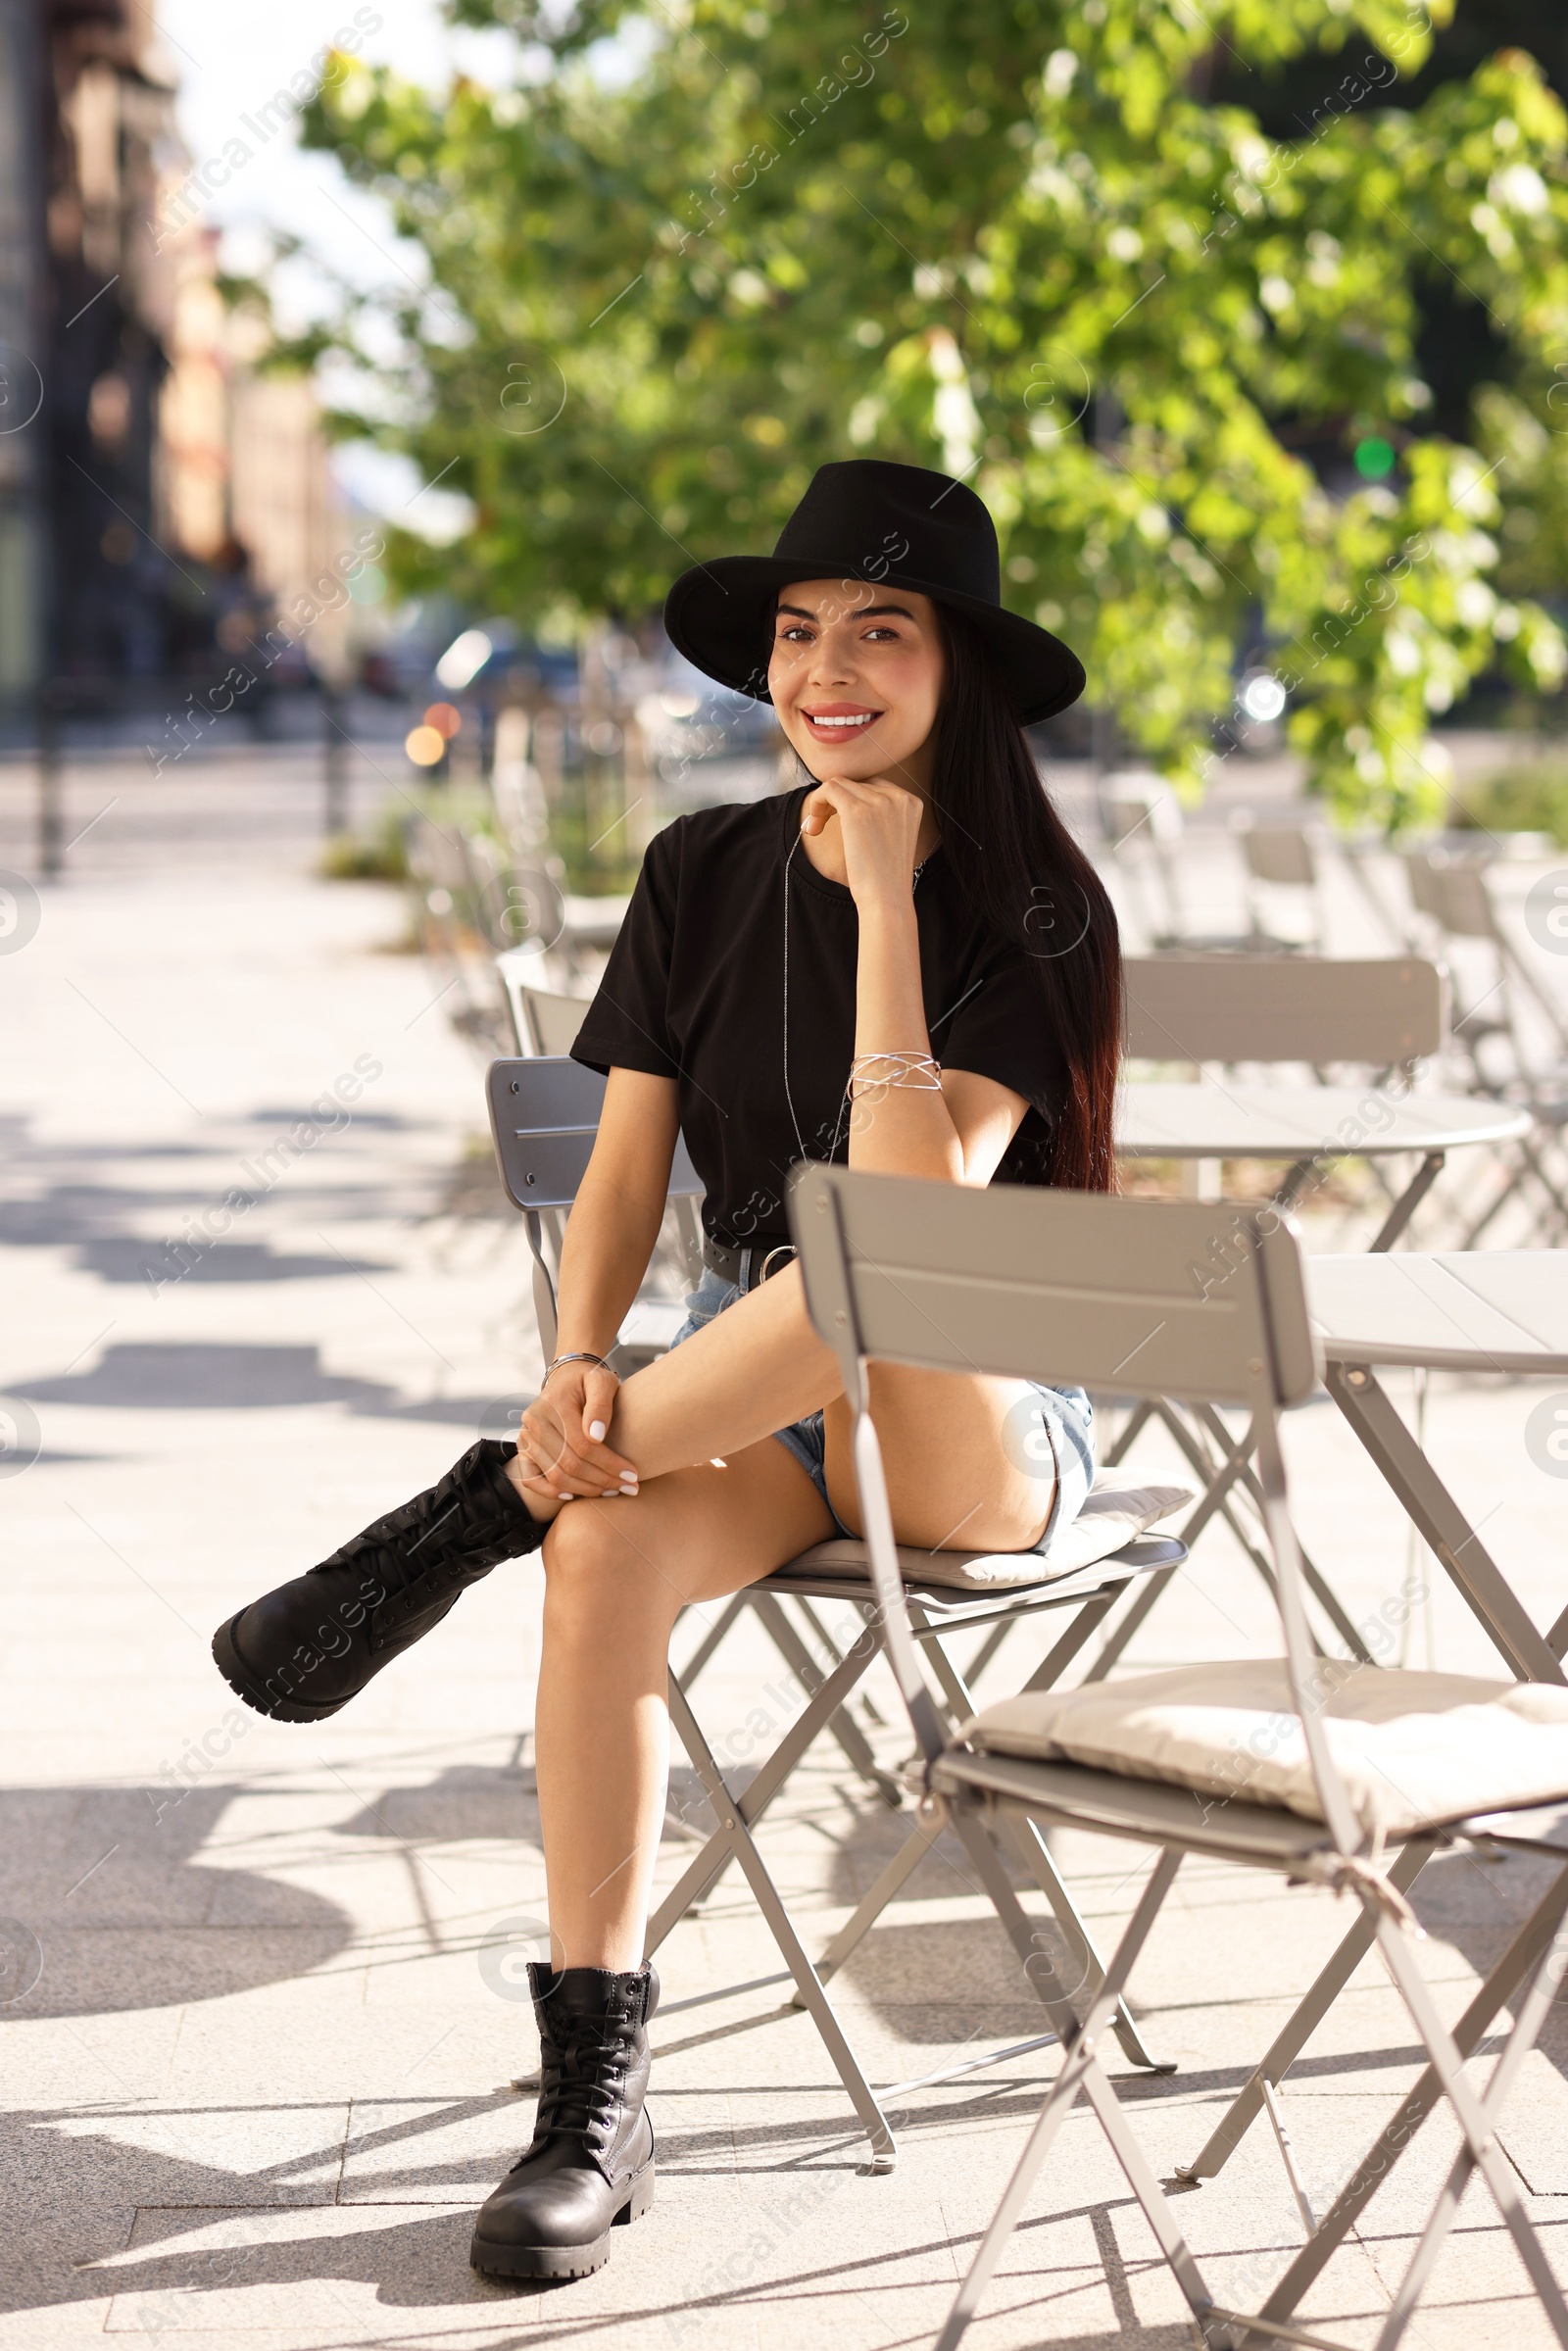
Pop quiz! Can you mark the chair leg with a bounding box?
[1092,1394,1372,1680]
[804,1592,1169,2071]
[1002,1816,1173,2073]
[661,1670,898,2171]
[1176,1837,1434,2185]
[934,1840,1223,2351]
[749,1592,903,1805]
[807,1811,946,1989]
[1103,1396,1157,1468]
[1365,1900,1568,2345]
[1243,1857,1568,2343]
[674,1591,750,1689]
[908,1611,1171,2074]
[1192,1403,1374,1664]
[1376,1911,1568,2350]
[646,1624,884,1953]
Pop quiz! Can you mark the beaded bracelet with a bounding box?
[543,1349,616,1385]
[848,1051,943,1099]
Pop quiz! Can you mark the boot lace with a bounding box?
[534,2009,636,2154]
[327,1447,523,1606]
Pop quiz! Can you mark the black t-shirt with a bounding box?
[570,784,1068,1249]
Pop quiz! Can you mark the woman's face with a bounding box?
[766,577,947,788]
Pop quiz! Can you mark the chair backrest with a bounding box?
[1239,823,1316,888]
[499,975,590,1056]
[789,1165,1340,1828]
[487,1056,702,1210]
[521,984,589,1055]
[789,1165,1319,1413]
[1402,847,1447,922]
[487,1055,703,1358]
[1424,859,1501,944]
[1122,954,1444,1067]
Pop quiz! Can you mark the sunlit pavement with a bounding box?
[3,747,1568,2347]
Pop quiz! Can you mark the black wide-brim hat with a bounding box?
[663,458,1085,726]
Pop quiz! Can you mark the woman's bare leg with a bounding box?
[526,1265,1058,1970]
[535,1437,833,1970]
[515,1263,1055,1553]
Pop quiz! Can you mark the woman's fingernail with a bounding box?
[620,1477,638,1492]
[588,1420,607,1442]
[558,1493,573,1504]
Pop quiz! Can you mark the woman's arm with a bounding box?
[803,777,1029,1186]
[513,1066,679,1498]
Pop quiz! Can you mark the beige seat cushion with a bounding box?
[787,1470,1195,1593]
[966,1657,1568,1837]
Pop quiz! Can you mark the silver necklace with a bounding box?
[782,821,930,1171]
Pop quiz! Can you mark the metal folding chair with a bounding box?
[1100,772,1190,950]
[1102,772,1279,953]
[1232,818,1324,953]
[790,1160,1568,2351]
[1400,853,1568,1249]
[483,1054,926,1806]
[1083,955,1453,1682]
[499,970,594,1059]
[404,813,514,1054]
[647,1522,1192,2170]
[487,1057,1194,2165]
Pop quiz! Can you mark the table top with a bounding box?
[1117,1082,1531,1160]
[1306,1250,1568,1373]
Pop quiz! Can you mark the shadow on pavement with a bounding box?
[9,1342,511,1426]
[0,1783,353,2019]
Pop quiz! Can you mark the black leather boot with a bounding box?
[212,1439,544,1723]
[470,1961,658,2280]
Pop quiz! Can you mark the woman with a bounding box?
[212,458,1120,2281]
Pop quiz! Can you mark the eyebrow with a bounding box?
[774,600,918,623]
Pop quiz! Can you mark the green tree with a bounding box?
[298,0,1568,829]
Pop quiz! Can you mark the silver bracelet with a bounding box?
[543,1349,616,1385]
[848,1051,943,1099]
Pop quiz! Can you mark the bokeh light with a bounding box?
[1353,436,1396,479]
[423,701,463,738]
[1239,671,1288,723]
[405,724,447,766]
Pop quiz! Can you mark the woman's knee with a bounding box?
[542,1501,677,1636]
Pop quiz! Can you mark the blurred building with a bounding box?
[0,0,348,710]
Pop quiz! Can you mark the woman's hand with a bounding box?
[801,775,925,911]
[513,1362,640,1500]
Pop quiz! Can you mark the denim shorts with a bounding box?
[668,1263,1095,1553]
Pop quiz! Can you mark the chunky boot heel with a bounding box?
[471,1962,659,2281]
[212,1438,544,1722]
[612,2164,656,2226]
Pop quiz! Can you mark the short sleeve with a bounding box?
[569,822,683,1079]
[935,939,1065,1121]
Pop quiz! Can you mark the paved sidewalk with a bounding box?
[3,774,1568,2348]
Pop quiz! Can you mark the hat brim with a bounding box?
[663,556,1086,728]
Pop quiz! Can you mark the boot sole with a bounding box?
[212,1614,354,1725]
[469,2162,654,2279]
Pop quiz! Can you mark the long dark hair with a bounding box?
[927,605,1121,1193]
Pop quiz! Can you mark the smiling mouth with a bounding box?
[802,710,882,732]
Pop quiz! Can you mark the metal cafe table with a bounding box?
[1073,1082,1535,1676]
[1307,1249,1568,1685]
[1117,1080,1531,1250]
